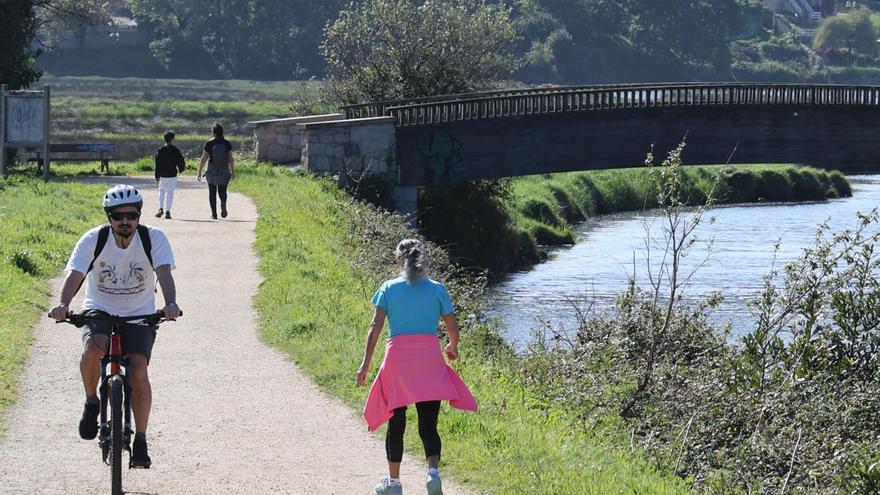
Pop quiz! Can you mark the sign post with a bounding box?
[0,84,6,176]
[42,86,50,181]
[1,85,50,180]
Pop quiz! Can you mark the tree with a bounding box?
[814,7,879,59]
[1,0,42,89]
[321,0,519,104]
[622,0,744,71]
[0,0,108,89]
[129,0,347,79]
[514,0,748,83]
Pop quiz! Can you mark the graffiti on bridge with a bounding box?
[416,129,462,184]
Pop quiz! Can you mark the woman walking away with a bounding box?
[357,239,477,495]
[196,123,235,219]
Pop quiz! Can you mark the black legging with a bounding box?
[386,401,441,462]
[208,184,228,215]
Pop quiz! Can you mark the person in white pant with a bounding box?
[154,131,186,219]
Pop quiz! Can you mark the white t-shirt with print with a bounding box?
[66,224,175,316]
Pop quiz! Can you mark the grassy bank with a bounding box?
[510,164,852,245]
[0,175,106,436]
[232,163,690,493]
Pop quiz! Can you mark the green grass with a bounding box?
[509,164,851,246]
[36,75,332,159]
[0,174,107,437]
[232,162,690,494]
[0,162,690,491]
[40,75,315,100]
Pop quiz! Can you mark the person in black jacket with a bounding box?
[154,131,186,219]
[196,123,235,219]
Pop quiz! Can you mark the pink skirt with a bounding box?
[363,334,477,431]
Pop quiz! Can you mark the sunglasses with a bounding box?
[108,211,141,221]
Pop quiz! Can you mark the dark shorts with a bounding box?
[80,310,157,361]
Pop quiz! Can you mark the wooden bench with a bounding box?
[29,143,117,173]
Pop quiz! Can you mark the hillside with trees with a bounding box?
[9,0,880,87]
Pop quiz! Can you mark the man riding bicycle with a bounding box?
[49,184,182,468]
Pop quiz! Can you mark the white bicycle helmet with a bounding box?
[103,184,143,212]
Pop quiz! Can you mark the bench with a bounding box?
[28,143,117,173]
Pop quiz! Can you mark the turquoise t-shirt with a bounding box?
[371,277,455,338]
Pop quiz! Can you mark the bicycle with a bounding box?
[53,311,179,495]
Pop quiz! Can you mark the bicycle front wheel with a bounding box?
[109,377,124,495]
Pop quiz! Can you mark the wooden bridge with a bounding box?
[339,83,880,187]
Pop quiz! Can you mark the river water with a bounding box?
[486,175,880,348]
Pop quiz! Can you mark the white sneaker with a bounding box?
[426,471,442,495]
[375,477,403,495]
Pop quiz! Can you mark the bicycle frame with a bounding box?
[98,324,134,464]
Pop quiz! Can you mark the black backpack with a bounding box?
[210,140,229,168]
[81,224,153,279]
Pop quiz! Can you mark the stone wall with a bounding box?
[300,116,396,179]
[249,113,343,163]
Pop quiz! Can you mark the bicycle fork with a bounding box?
[123,379,133,453]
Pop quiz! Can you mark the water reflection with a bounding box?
[486,175,880,348]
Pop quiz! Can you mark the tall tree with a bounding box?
[1,0,42,89]
[0,0,108,89]
[814,7,879,58]
[321,0,519,103]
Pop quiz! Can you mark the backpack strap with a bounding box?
[88,225,111,275]
[76,225,111,294]
[137,224,154,268]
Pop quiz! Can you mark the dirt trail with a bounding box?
[0,177,473,494]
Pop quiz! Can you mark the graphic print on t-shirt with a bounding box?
[97,259,147,296]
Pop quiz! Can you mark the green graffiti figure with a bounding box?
[416,129,462,184]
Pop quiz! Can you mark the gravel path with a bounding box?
[0,177,473,494]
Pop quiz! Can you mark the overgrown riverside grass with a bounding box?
[511,164,852,245]
[0,175,107,437]
[232,162,690,494]
[36,75,333,160]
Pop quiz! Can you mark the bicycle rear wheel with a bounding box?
[109,377,124,495]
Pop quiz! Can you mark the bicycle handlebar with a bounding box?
[51,311,182,328]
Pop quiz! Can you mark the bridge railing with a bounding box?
[351,83,880,127]
[341,82,718,119]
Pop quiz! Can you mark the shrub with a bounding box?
[723,168,757,202]
[419,180,540,273]
[730,36,826,82]
[829,170,852,197]
[786,168,825,201]
[755,169,792,201]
